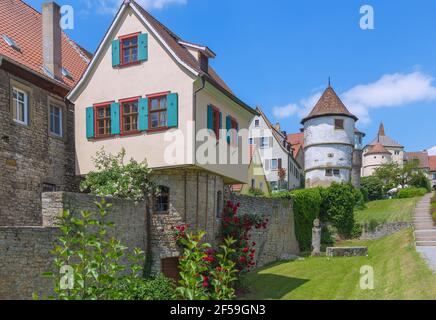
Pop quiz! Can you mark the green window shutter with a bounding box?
[112,39,120,67]
[207,105,213,131]
[139,98,149,131]
[226,115,232,144]
[138,33,148,61]
[167,93,178,128]
[86,106,94,139]
[111,102,120,135]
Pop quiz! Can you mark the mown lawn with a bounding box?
[242,229,436,300]
[354,197,421,224]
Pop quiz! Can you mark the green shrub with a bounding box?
[320,183,356,239]
[397,187,428,199]
[361,176,384,201]
[353,188,367,210]
[410,171,432,192]
[115,275,175,300]
[290,189,322,251]
[248,187,265,197]
[321,226,335,248]
[351,223,363,239]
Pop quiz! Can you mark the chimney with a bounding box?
[42,2,62,80]
[199,52,209,73]
[275,122,281,132]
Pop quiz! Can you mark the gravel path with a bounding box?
[413,193,436,272]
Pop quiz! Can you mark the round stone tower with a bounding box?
[362,142,392,177]
[302,85,358,188]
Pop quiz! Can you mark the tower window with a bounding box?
[334,119,344,130]
[326,169,333,177]
[333,169,340,176]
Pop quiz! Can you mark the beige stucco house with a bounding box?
[67,0,257,270]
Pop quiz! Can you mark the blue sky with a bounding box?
[27,0,436,153]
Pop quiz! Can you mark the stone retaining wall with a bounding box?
[228,194,299,267]
[360,222,411,240]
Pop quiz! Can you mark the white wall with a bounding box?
[304,116,355,188]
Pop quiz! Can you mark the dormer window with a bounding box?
[2,35,20,51]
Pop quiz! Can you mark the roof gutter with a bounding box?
[0,54,70,96]
[204,76,258,116]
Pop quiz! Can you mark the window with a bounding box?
[121,99,139,134]
[121,35,138,65]
[95,105,111,137]
[149,94,168,130]
[251,179,256,189]
[49,104,63,137]
[271,159,278,170]
[216,191,223,218]
[42,183,57,193]
[328,153,334,158]
[334,119,344,130]
[249,138,253,145]
[228,116,238,145]
[333,169,340,176]
[254,119,260,127]
[211,107,220,138]
[326,169,333,177]
[260,137,269,149]
[12,87,28,125]
[395,151,400,155]
[155,186,169,214]
[433,174,436,180]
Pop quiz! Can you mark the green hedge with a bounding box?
[273,189,322,251]
[397,187,428,199]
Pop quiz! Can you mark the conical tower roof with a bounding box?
[365,142,391,156]
[302,86,358,124]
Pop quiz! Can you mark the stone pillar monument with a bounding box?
[311,218,321,256]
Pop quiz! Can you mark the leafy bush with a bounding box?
[409,171,432,192]
[175,231,238,300]
[115,275,175,300]
[361,176,384,201]
[42,200,161,300]
[397,187,428,199]
[273,189,322,251]
[351,223,363,239]
[248,188,265,197]
[80,148,155,202]
[353,188,367,210]
[320,183,356,239]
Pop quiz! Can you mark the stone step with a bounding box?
[416,241,436,247]
[416,235,436,242]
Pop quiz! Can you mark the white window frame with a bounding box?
[260,137,269,149]
[12,87,28,125]
[271,159,278,171]
[49,104,63,137]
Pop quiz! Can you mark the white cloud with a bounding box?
[428,146,436,156]
[273,71,436,124]
[81,0,187,15]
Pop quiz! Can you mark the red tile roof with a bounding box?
[405,151,430,169]
[287,132,304,158]
[132,1,234,95]
[302,86,358,123]
[365,142,391,156]
[0,0,90,89]
[429,156,436,172]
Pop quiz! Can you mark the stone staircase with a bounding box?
[413,193,436,247]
